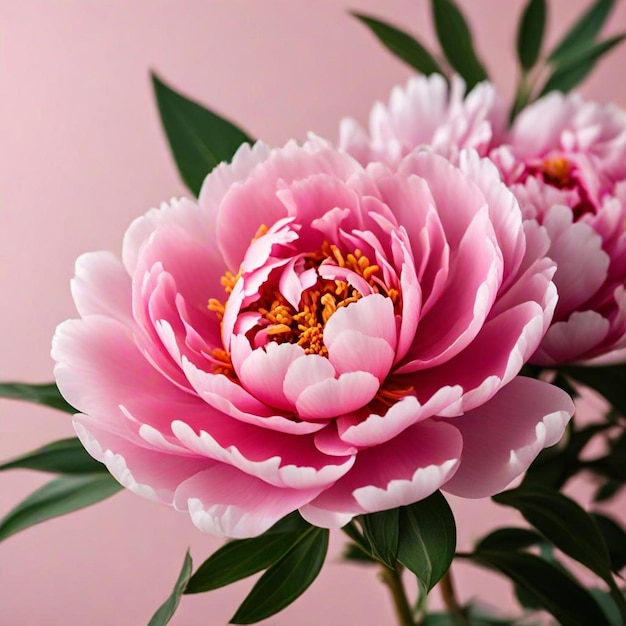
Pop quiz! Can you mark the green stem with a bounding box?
[439,568,468,626]
[380,565,416,626]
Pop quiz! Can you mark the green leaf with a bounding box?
[540,35,626,96]
[469,550,611,626]
[230,526,328,624]
[351,13,445,76]
[590,588,624,626]
[548,0,615,63]
[185,513,311,593]
[396,491,456,591]
[342,542,378,564]
[148,550,193,626]
[591,512,626,572]
[360,508,400,569]
[517,0,547,70]
[0,474,123,541]
[430,0,488,89]
[0,437,106,474]
[0,382,75,413]
[475,527,542,552]
[493,485,612,580]
[493,484,626,621]
[594,478,623,502]
[152,73,254,197]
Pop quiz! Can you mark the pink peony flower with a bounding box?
[492,92,626,364]
[52,141,573,538]
[339,74,507,167]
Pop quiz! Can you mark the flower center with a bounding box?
[209,241,401,361]
[541,155,573,188]
[526,154,596,221]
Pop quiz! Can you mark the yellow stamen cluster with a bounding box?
[207,347,236,380]
[542,155,572,188]
[375,380,415,407]
[207,240,400,362]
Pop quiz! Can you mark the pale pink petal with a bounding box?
[171,420,354,490]
[238,341,305,411]
[295,372,380,420]
[442,377,574,498]
[542,206,609,317]
[174,464,323,538]
[182,357,326,435]
[74,418,207,504]
[337,385,463,448]
[324,294,397,379]
[533,310,611,365]
[71,252,133,324]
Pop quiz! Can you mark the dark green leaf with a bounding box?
[230,526,328,624]
[351,13,445,76]
[397,491,456,591]
[0,474,123,541]
[360,508,400,569]
[517,0,547,70]
[342,542,377,564]
[540,35,626,96]
[548,0,615,63]
[594,478,623,502]
[0,382,75,413]
[469,550,611,626]
[152,73,254,197]
[430,0,488,89]
[591,512,626,572]
[493,485,626,622]
[493,485,612,581]
[0,437,106,474]
[148,550,193,626]
[185,513,311,593]
[475,527,542,552]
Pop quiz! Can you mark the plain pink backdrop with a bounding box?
[1,1,625,624]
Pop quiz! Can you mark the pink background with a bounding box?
[1,1,625,624]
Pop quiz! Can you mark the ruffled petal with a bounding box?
[442,377,573,498]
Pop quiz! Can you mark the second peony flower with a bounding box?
[52,141,573,538]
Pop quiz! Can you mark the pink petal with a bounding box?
[181,357,327,435]
[442,376,573,498]
[238,341,305,411]
[295,371,380,420]
[74,418,207,504]
[401,207,502,370]
[337,385,463,448]
[174,464,323,538]
[300,420,462,528]
[71,251,133,325]
[324,294,397,380]
[533,310,611,365]
[171,420,354,490]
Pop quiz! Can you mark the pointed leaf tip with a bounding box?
[151,72,254,197]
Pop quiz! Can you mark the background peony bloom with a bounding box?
[52,142,573,538]
[339,74,507,167]
[491,92,626,365]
